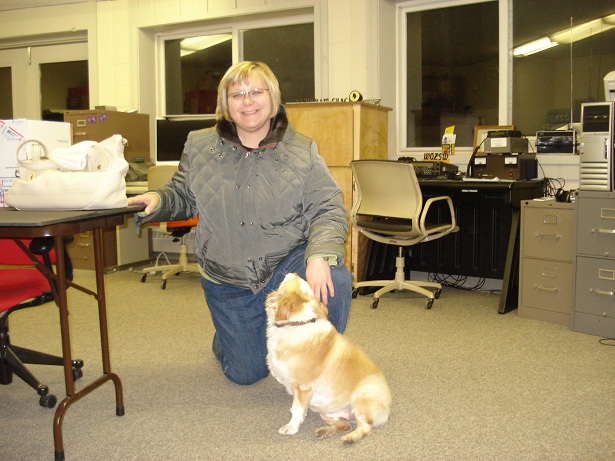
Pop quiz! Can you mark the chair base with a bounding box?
[353,249,441,309]
[140,243,200,289]
[1,329,84,408]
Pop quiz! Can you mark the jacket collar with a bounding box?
[216,105,289,149]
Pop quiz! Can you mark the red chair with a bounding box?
[0,238,83,408]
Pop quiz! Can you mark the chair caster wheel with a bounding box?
[434,289,442,299]
[425,298,434,309]
[72,366,83,381]
[161,279,167,290]
[140,273,147,283]
[371,298,379,309]
[39,393,57,408]
[352,289,359,299]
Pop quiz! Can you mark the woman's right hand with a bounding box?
[127,192,160,216]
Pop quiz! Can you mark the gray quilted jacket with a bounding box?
[136,106,348,293]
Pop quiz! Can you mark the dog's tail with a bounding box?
[342,376,392,443]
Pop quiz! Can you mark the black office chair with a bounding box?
[0,238,83,408]
[350,160,459,309]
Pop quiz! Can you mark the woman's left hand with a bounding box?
[306,257,334,305]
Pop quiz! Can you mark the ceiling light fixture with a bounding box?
[513,37,558,57]
[551,17,614,44]
[513,11,615,57]
[180,34,231,57]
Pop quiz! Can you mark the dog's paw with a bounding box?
[341,429,365,444]
[278,424,299,435]
[315,426,337,439]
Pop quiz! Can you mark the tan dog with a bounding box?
[265,273,392,443]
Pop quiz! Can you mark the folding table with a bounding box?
[0,206,141,461]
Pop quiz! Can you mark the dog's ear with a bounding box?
[274,295,293,322]
[265,290,282,311]
[274,291,310,322]
[312,299,329,320]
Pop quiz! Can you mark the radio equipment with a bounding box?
[468,129,535,179]
[536,130,576,154]
[484,130,529,154]
[397,158,459,179]
[471,154,537,180]
[487,130,522,138]
[579,102,615,191]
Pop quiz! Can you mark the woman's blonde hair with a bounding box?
[215,61,281,122]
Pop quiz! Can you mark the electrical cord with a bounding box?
[544,177,566,197]
[428,272,486,291]
[465,139,485,178]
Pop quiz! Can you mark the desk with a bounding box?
[0,206,139,461]
[363,179,545,313]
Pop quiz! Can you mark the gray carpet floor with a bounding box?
[1,267,614,461]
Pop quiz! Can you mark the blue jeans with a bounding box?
[201,244,352,385]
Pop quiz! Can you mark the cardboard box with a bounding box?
[0,119,72,206]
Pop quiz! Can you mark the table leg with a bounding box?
[92,227,124,414]
[52,229,124,461]
[499,209,520,314]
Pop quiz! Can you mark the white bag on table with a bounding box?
[5,134,129,210]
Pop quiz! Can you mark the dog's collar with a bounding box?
[273,318,319,328]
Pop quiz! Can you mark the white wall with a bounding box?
[91,0,398,112]
[0,2,100,109]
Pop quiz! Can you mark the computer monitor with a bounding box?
[155,115,217,163]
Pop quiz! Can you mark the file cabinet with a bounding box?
[68,228,117,270]
[519,200,575,325]
[573,191,615,337]
[63,109,150,162]
[67,215,146,270]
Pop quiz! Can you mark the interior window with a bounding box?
[405,1,499,148]
[40,60,89,120]
[241,23,314,104]
[164,34,232,115]
[163,23,314,115]
[0,66,12,119]
[513,0,615,135]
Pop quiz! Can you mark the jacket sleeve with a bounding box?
[134,146,198,227]
[302,141,349,265]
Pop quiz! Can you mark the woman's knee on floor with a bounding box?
[221,359,269,386]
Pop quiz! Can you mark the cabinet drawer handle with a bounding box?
[74,131,88,137]
[536,232,560,239]
[534,284,558,292]
[590,288,614,297]
[76,243,91,247]
[592,228,615,234]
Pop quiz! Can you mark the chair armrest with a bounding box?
[419,195,458,238]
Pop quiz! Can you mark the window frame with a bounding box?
[396,0,510,155]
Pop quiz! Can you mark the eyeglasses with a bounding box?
[228,88,269,100]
